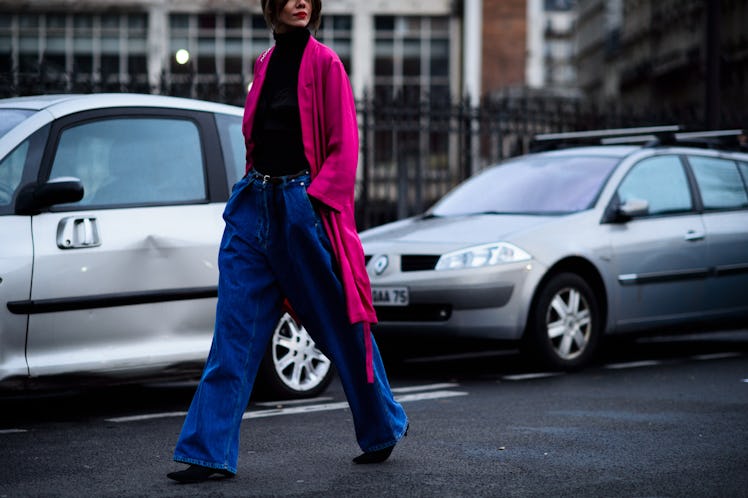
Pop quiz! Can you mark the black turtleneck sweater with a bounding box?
[251,28,312,177]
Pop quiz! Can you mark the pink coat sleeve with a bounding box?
[304,57,359,213]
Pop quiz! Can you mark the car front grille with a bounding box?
[375,304,452,322]
[364,254,440,271]
[401,255,440,271]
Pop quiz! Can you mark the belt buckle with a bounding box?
[262,174,271,184]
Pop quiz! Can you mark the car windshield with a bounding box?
[0,109,34,139]
[430,154,621,216]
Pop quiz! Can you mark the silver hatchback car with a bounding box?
[361,131,748,369]
[0,94,332,397]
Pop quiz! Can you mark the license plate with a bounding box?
[372,286,409,306]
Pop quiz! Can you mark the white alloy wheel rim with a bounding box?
[545,286,592,360]
[272,313,331,392]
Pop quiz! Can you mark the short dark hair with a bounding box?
[260,0,322,32]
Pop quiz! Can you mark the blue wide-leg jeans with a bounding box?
[173,171,408,474]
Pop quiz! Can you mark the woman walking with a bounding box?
[167,0,408,484]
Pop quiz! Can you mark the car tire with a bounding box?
[256,312,334,400]
[524,272,601,370]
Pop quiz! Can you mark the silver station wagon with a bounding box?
[0,93,332,397]
[361,128,748,369]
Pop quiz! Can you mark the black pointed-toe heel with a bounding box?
[353,423,408,464]
[353,444,395,464]
[167,464,234,483]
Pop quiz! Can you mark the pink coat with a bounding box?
[242,36,377,381]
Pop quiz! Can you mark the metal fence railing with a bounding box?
[352,92,726,229]
[2,70,745,229]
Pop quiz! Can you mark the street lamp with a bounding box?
[175,49,190,65]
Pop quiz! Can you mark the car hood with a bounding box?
[360,214,558,254]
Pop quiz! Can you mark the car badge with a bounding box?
[373,255,389,275]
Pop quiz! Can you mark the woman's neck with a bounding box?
[273,27,310,47]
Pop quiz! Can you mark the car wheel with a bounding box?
[256,312,334,399]
[525,272,601,370]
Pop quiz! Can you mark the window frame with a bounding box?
[166,12,353,101]
[0,124,50,216]
[214,112,246,187]
[682,154,748,213]
[613,153,698,219]
[37,107,228,211]
[2,12,150,91]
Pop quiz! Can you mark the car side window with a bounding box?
[0,139,29,207]
[49,117,206,207]
[688,156,748,210]
[215,113,245,186]
[616,155,692,216]
[740,162,748,191]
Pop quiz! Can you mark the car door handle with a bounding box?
[684,229,705,242]
[57,217,102,249]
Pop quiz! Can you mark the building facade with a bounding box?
[575,0,747,128]
[0,0,486,104]
[574,0,621,102]
[526,0,578,94]
[1,0,586,104]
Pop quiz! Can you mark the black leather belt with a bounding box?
[250,169,309,185]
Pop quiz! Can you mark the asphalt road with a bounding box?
[1,330,747,497]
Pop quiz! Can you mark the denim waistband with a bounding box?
[248,168,310,186]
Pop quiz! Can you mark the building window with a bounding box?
[373,16,451,104]
[169,12,267,103]
[317,15,352,74]
[545,0,575,11]
[369,15,454,217]
[167,13,352,105]
[0,15,11,74]
[0,12,149,94]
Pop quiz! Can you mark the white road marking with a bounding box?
[242,390,467,420]
[0,429,28,434]
[105,387,467,423]
[243,401,350,419]
[255,396,334,407]
[742,379,748,383]
[501,372,564,381]
[691,352,742,361]
[604,360,662,370]
[106,411,188,423]
[398,391,467,403]
[392,382,459,393]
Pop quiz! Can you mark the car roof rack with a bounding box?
[638,129,747,151]
[531,126,680,151]
[531,126,748,152]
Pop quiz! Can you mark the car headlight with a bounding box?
[435,242,531,271]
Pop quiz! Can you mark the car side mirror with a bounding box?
[15,177,85,215]
[603,197,649,224]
